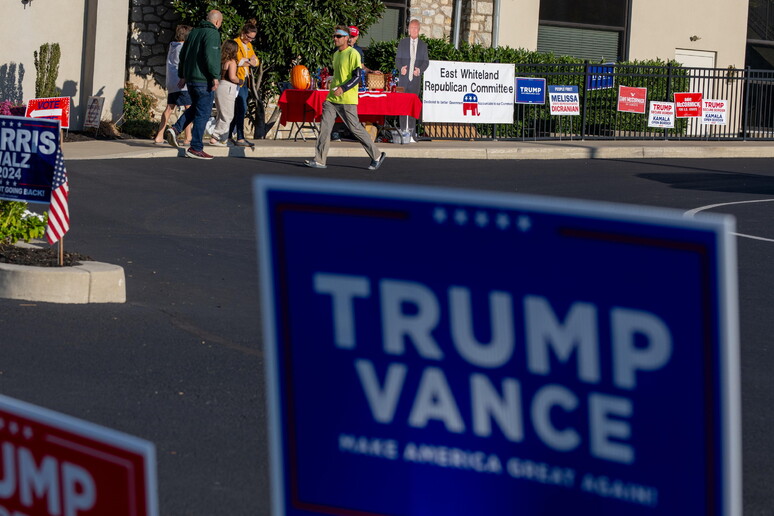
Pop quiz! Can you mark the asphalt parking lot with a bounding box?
[1,154,773,515]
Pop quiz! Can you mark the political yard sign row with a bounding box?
[255,176,741,516]
[420,62,729,129]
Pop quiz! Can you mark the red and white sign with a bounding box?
[617,85,647,113]
[648,101,676,128]
[0,395,157,516]
[702,99,727,125]
[674,92,703,118]
[25,97,71,128]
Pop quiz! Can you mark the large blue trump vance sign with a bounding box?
[254,177,740,516]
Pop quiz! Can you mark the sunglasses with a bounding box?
[333,34,347,38]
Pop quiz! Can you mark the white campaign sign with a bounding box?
[648,101,675,129]
[702,99,727,125]
[423,60,515,123]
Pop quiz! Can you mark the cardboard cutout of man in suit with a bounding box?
[395,19,429,142]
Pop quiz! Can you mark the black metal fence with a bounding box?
[421,64,774,141]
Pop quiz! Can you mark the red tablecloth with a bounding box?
[278,89,422,125]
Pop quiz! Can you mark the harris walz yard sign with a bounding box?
[0,116,59,204]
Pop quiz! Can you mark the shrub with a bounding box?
[123,83,157,122]
[0,101,26,117]
[120,119,158,139]
[34,43,61,98]
[366,38,689,136]
[0,202,47,245]
[0,101,14,116]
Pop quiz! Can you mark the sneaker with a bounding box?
[185,148,214,160]
[235,139,254,148]
[368,151,387,170]
[304,159,327,169]
[165,127,180,148]
[209,138,227,147]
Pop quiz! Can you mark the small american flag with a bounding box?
[45,147,70,244]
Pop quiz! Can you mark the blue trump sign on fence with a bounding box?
[515,77,546,104]
[255,177,741,516]
[0,116,59,204]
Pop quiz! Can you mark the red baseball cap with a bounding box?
[348,26,359,37]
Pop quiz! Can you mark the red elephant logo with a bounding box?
[463,93,481,116]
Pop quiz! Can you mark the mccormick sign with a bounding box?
[617,86,647,114]
[255,176,741,516]
[674,92,703,118]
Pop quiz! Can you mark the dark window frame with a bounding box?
[383,0,409,38]
[538,0,632,61]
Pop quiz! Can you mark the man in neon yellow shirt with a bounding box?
[305,25,386,170]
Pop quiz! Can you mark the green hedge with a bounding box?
[365,38,690,136]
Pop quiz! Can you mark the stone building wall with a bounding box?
[410,0,494,47]
[127,0,181,115]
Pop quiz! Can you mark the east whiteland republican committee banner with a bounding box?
[423,61,515,124]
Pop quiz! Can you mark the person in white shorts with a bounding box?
[209,40,242,146]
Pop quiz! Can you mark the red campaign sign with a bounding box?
[617,85,647,113]
[0,395,157,516]
[674,92,703,118]
[25,97,71,129]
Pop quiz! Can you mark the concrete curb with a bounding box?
[0,261,126,304]
[62,138,774,161]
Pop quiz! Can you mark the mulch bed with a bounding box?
[64,130,132,142]
[0,244,93,267]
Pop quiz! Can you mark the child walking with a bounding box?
[153,24,193,145]
[209,40,242,146]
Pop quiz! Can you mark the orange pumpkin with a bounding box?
[291,65,312,90]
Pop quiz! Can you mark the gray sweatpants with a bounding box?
[314,101,380,165]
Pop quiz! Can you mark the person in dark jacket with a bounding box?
[395,19,429,142]
[165,10,222,160]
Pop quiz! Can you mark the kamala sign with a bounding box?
[423,60,515,123]
[255,176,741,516]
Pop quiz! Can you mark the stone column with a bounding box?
[127,0,181,116]
[408,0,494,47]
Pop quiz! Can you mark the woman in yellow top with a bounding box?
[230,19,260,147]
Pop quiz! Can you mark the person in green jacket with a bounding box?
[165,10,222,160]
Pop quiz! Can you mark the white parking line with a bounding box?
[685,199,774,243]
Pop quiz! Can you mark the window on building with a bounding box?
[747,0,774,69]
[359,1,407,47]
[538,0,628,61]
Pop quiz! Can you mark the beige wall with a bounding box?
[484,0,748,68]
[629,0,748,68]
[497,0,540,50]
[0,0,129,130]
